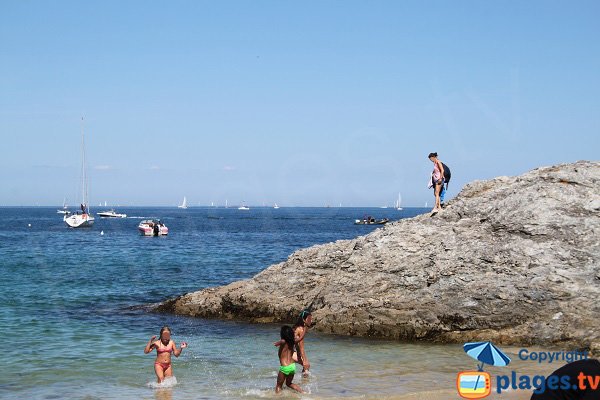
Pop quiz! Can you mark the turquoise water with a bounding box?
[0,206,548,399]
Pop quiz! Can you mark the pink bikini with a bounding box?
[154,343,173,371]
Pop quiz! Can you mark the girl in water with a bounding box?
[293,310,313,377]
[144,326,187,383]
[275,310,314,376]
[428,152,445,214]
[276,325,303,394]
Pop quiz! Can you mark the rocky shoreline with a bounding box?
[156,161,600,350]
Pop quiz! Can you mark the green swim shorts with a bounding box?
[279,363,296,376]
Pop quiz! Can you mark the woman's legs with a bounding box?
[434,183,442,210]
[154,363,165,383]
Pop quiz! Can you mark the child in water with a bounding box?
[276,325,303,394]
[144,326,187,383]
[293,310,313,377]
[274,310,314,377]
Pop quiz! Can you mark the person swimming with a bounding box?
[144,325,187,383]
[276,325,303,394]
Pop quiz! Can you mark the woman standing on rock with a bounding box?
[428,152,445,214]
[144,325,187,383]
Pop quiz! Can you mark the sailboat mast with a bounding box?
[81,117,87,211]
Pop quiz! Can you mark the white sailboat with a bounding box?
[273,203,280,209]
[64,118,95,228]
[57,198,70,214]
[178,196,188,209]
[238,202,250,210]
[395,193,403,210]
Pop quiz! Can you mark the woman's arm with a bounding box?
[294,327,306,343]
[298,342,310,370]
[144,336,157,354]
[437,160,445,182]
[173,340,187,357]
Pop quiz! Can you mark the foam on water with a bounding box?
[147,376,178,389]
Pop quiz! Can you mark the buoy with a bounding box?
[100,231,104,235]
[28,224,31,227]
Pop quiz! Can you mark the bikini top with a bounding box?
[156,343,173,353]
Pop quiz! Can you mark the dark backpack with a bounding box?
[442,163,451,186]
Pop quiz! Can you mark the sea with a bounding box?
[0,207,556,400]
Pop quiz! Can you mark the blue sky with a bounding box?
[1,1,598,206]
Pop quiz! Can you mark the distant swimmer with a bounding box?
[144,326,187,384]
[275,325,303,394]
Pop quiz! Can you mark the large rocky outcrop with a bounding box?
[156,161,600,348]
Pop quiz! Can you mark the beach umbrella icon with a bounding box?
[463,341,511,371]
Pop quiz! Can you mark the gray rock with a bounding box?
[155,161,600,348]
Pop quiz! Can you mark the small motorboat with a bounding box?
[97,209,127,218]
[138,219,168,236]
[354,216,389,225]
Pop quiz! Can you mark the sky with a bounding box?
[1,1,598,207]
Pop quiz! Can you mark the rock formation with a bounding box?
[156,161,600,348]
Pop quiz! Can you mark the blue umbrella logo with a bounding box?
[464,341,511,371]
[462,341,511,396]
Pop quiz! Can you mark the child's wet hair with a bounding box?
[280,325,295,350]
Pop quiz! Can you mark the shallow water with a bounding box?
[0,207,564,399]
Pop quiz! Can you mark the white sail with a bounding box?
[396,192,403,210]
[178,196,188,209]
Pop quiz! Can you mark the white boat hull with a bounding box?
[98,210,127,218]
[138,227,168,236]
[138,220,168,236]
[64,213,95,228]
